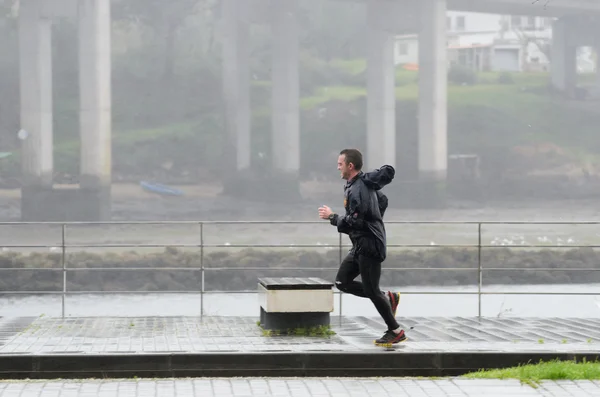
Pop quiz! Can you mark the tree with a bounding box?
[297,0,367,61]
[112,0,215,82]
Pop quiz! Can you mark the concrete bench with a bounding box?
[258,277,334,331]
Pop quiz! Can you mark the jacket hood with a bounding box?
[360,165,395,190]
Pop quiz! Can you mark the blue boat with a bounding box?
[140,181,184,196]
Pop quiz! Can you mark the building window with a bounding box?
[527,16,536,29]
[456,16,465,31]
[511,15,521,28]
[397,42,408,56]
[541,17,552,27]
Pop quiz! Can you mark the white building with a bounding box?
[394,12,556,72]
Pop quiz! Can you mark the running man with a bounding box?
[318,148,406,345]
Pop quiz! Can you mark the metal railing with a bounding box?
[1,220,599,318]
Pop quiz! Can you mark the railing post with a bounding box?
[478,222,482,319]
[338,232,342,325]
[200,222,204,318]
[61,223,66,318]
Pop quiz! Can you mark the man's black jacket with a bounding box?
[329,165,394,261]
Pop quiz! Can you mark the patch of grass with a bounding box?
[462,358,600,387]
[301,81,545,110]
[257,322,336,338]
[289,67,600,163]
[301,85,366,109]
[395,68,418,85]
[330,59,559,88]
[478,71,549,86]
[50,121,196,164]
[329,58,366,75]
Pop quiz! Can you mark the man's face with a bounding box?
[337,154,352,180]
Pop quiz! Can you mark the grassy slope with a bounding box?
[301,61,600,165]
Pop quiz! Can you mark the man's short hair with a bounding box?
[340,148,363,171]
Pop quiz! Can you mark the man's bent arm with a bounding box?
[329,213,351,234]
[329,189,368,232]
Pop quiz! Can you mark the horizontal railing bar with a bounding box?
[484,267,600,271]
[4,244,338,248]
[479,291,600,295]
[63,290,203,295]
[0,246,65,249]
[3,244,600,249]
[0,290,597,296]
[4,244,202,248]
[480,245,600,249]
[202,267,339,271]
[0,268,62,271]
[200,244,476,248]
[4,220,600,225]
[0,291,203,295]
[0,290,270,295]
[202,267,477,271]
[2,265,597,272]
[59,244,438,248]
[0,291,64,294]
[65,267,202,272]
[1,267,596,272]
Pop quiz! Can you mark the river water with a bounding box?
[1,283,599,318]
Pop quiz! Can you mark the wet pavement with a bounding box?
[0,316,598,381]
[1,316,599,355]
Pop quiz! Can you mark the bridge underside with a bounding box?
[449,0,600,17]
[328,0,600,18]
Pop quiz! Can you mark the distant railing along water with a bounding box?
[1,220,599,318]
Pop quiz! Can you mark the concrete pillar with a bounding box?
[271,0,299,173]
[222,0,251,172]
[596,46,600,87]
[78,0,111,219]
[366,0,396,170]
[418,0,448,206]
[18,0,53,188]
[551,18,577,95]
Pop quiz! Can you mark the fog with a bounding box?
[1,0,600,317]
[0,0,598,222]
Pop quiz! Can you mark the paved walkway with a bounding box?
[1,316,599,354]
[0,316,599,379]
[0,378,599,396]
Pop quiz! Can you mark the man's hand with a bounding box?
[318,205,333,220]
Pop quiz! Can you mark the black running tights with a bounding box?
[334,252,400,330]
